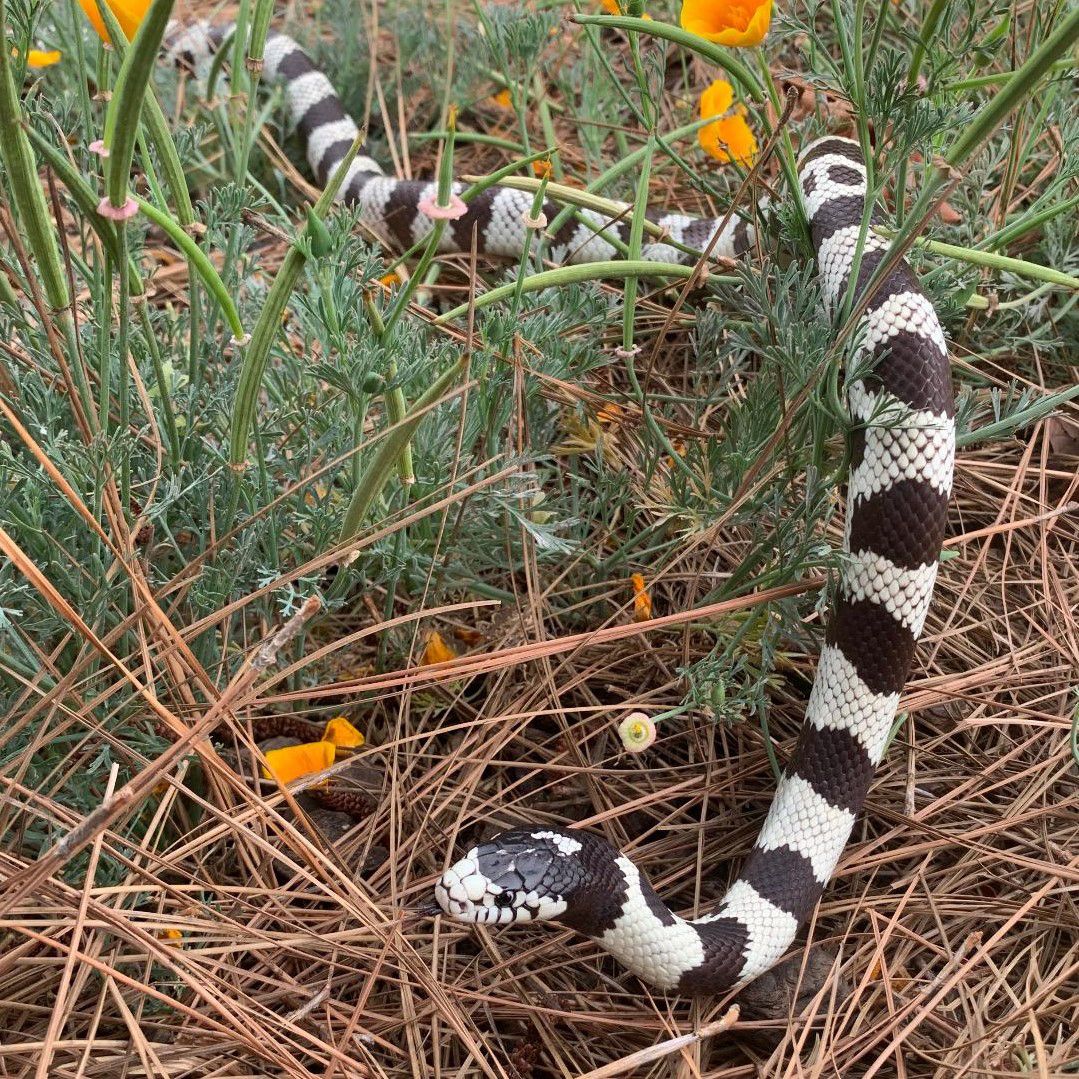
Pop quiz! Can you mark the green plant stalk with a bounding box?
[411,129,526,153]
[617,137,699,488]
[434,261,738,324]
[956,383,1079,448]
[874,227,1079,290]
[861,6,1079,331]
[570,14,764,101]
[622,135,653,352]
[339,358,467,540]
[26,127,143,292]
[532,74,563,181]
[941,59,1074,92]
[944,9,1079,175]
[383,115,461,338]
[95,1,204,395]
[134,197,246,338]
[235,0,275,182]
[0,0,69,311]
[102,0,178,211]
[907,0,948,89]
[980,191,1079,251]
[753,50,802,223]
[362,290,413,487]
[512,167,552,310]
[228,134,364,470]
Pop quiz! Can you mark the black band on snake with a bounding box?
[168,21,955,996]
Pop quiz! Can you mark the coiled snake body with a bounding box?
[170,22,955,996]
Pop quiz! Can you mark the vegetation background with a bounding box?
[0,0,1076,1075]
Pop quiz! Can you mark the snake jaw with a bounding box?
[434,838,577,926]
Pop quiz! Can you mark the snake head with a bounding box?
[434,828,591,926]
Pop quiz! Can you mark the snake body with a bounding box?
[168,22,955,995]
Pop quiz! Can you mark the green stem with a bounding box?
[228,134,364,471]
[101,0,178,212]
[134,197,246,338]
[874,227,1079,290]
[0,0,69,310]
[339,359,467,540]
[569,14,764,101]
[434,261,738,324]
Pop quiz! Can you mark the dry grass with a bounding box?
[2,360,1076,1078]
[1,1,1077,1077]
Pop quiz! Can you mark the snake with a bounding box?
[167,21,955,996]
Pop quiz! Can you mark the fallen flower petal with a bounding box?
[323,716,365,749]
[262,741,336,785]
[422,631,457,665]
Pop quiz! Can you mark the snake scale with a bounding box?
[168,20,955,997]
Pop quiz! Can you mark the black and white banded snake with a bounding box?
[168,20,955,998]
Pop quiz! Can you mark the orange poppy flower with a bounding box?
[491,88,513,109]
[698,80,757,165]
[262,741,336,785]
[680,0,772,46]
[77,0,150,43]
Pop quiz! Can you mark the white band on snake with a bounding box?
[168,20,955,996]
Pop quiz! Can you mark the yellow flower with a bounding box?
[698,81,758,165]
[261,741,336,785]
[322,716,365,749]
[630,573,653,622]
[157,928,183,947]
[21,48,62,68]
[77,0,151,44]
[680,0,772,46]
[422,631,457,665]
[491,88,513,109]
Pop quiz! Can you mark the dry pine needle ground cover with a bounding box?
[0,0,1077,1076]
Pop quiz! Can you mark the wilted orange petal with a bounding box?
[422,631,457,665]
[323,716,365,749]
[630,573,653,622]
[262,741,336,784]
[77,0,151,43]
[680,0,772,46]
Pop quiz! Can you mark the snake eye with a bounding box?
[493,891,515,909]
